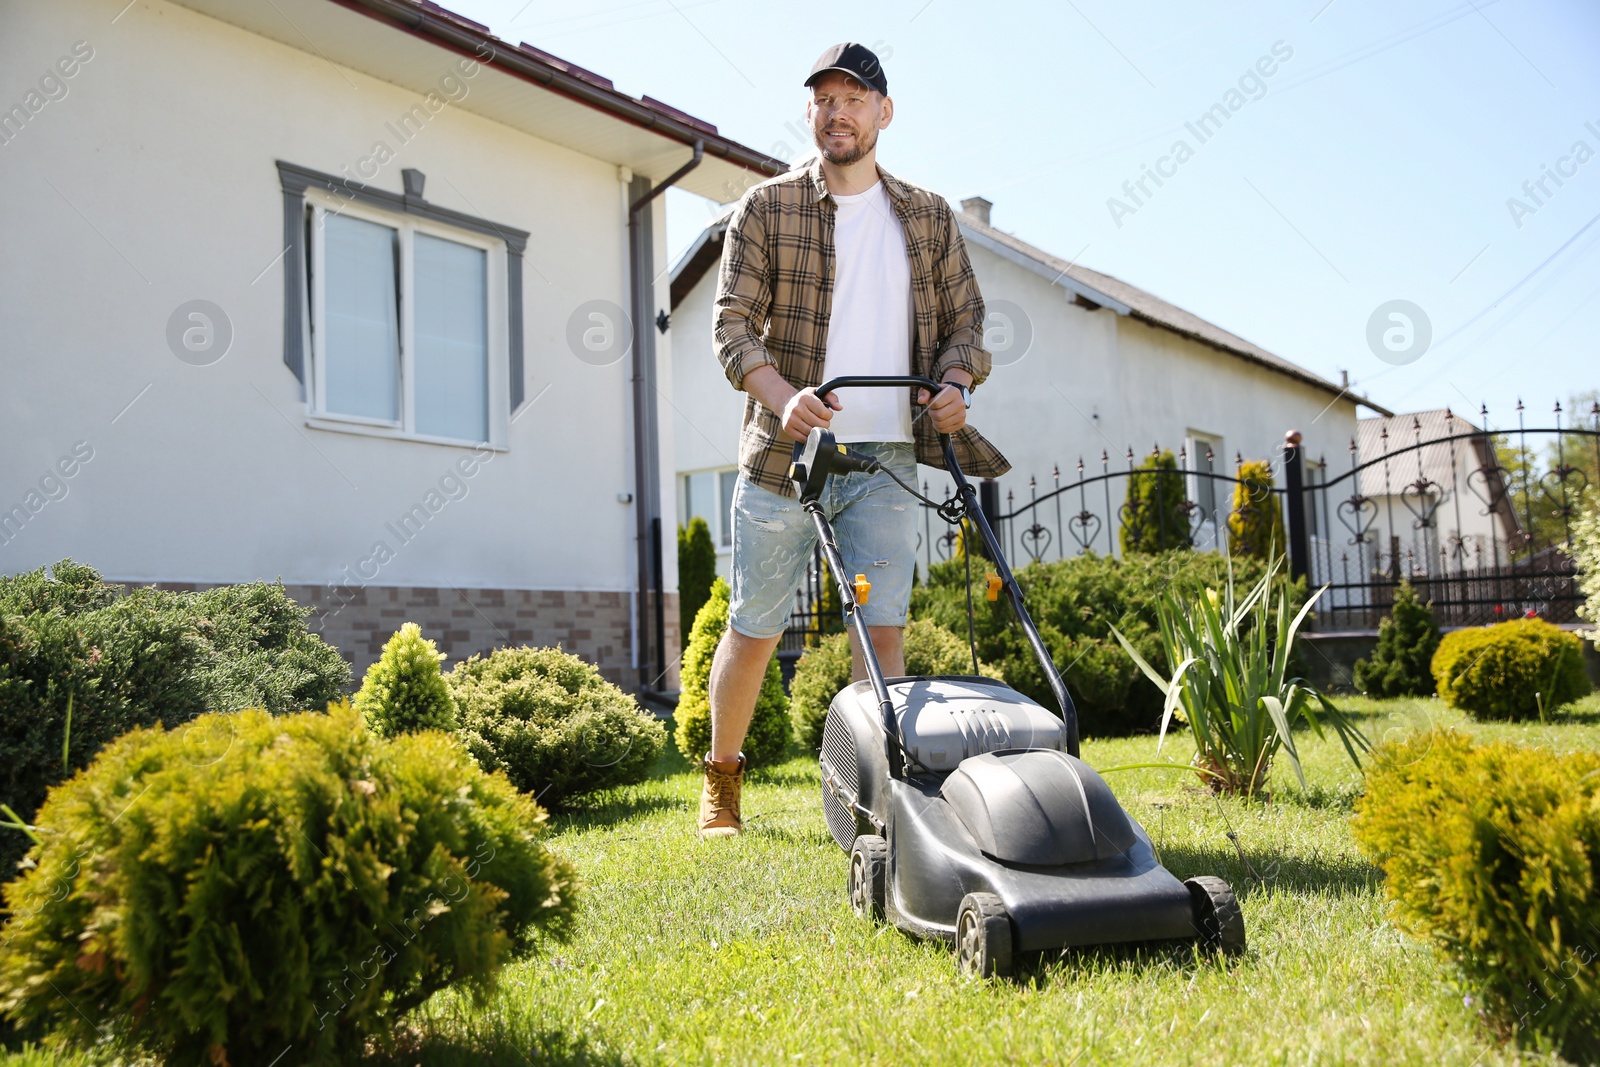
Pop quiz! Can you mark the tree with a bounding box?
[677,517,716,652]
[1491,390,1600,553]
[354,622,458,737]
[1119,449,1192,554]
[1227,459,1287,560]
[1353,580,1441,696]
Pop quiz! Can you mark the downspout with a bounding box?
[630,141,703,702]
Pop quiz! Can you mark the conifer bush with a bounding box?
[1119,449,1192,554]
[1575,500,1600,651]
[1227,459,1287,560]
[355,622,458,737]
[1431,618,1590,720]
[674,578,790,765]
[448,646,664,807]
[1353,580,1441,697]
[1352,730,1600,1057]
[0,703,577,1065]
[789,619,1006,751]
[678,517,717,651]
[0,561,348,876]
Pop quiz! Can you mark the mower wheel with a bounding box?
[848,835,888,922]
[955,892,1013,979]
[1185,876,1246,956]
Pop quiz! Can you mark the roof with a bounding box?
[168,0,786,201]
[1356,408,1520,541]
[952,210,1392,415]
[668,193,1391,415]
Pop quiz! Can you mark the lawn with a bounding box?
[8,693,1599,1066]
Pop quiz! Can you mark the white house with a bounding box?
[0,0,783,692]
[669,191,1390,579]
[1348,408,1522,578]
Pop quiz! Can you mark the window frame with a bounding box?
[681,466,739,553]
[303,189,507,448]
[276,161,529,451]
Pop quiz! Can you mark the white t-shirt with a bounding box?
[821,180,914,444]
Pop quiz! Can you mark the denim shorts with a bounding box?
[727,441,918,639]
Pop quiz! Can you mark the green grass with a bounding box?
[7,694,1599,1066]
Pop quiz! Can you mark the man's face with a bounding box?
[807,72,891,166]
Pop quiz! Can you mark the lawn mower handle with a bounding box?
[790,375,1081,758]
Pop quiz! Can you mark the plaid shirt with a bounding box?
[713,157,1011,496]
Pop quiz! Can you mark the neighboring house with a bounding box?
[669,191,1390,575]
[1,0,782,691]
[1348,408,1523,578]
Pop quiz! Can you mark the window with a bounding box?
[1305,460,1324,538]
[277,162,529,447]
[682,467,739,549]
[1188,434,1222,517]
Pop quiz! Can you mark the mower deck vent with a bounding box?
[819,711,859,851]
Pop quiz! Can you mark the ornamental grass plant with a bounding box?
[1110,553,1366,796]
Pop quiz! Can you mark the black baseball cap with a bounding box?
[804,42,888,96]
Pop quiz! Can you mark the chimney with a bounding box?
[960,196,992,227]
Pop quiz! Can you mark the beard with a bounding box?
[814,122,877,166]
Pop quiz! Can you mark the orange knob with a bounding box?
[985,572,1002,601]
[854,573,871,605]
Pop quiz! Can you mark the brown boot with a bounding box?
[698,754,746,838]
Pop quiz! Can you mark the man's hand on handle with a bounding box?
[916,373,972,435]
[781,388,841,443]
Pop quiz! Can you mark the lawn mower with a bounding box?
[792,375,1244,977]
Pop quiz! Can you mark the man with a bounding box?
[699,42,1009,836]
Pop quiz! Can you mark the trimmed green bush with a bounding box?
[677,517,717,651]
[448,645,664,808]
[1352,730,1600,1056]
[674,578,789,765]
[1354,580,1440,697]
[0,562,349,875]
[1431,617,1591,720]
[911,550,1305,737]
[0,702,577,1065]
[1119,449,1192,554]
[789,619,1006,752]
[356,622,458,737]
[1227,459,1286,560]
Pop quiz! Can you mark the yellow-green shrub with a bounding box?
[789,619,1005,752]
[674,578,789,765]
[0,703,576,1065]
[1352,730,1600,1056]
[355,622,458,737]
[448,646,665,807]
[1431,617,1590,720]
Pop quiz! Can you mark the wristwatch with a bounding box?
[949,383,972,409]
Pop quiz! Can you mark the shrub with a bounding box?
[0,562,349,875]
[449,646,664,807]
[356,623,459,737]
[1353,580,1441,697]
[1227,459,1286,560]
[789,619,1007,751]
[1431,617,1591,720]
[1111,552,1365,797]
[677,517,717,650]
[910,550,1306,737]
[674,578,789,765]
[1352,730,1600,1056]
[1119,449,1192,554]
[0,703,577,1065]
[1575,499,1600,652]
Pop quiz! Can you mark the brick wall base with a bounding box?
[125,580,680,694]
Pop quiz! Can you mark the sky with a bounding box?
[448,0,1598,434]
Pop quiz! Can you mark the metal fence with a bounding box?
[781,401,1599,641]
